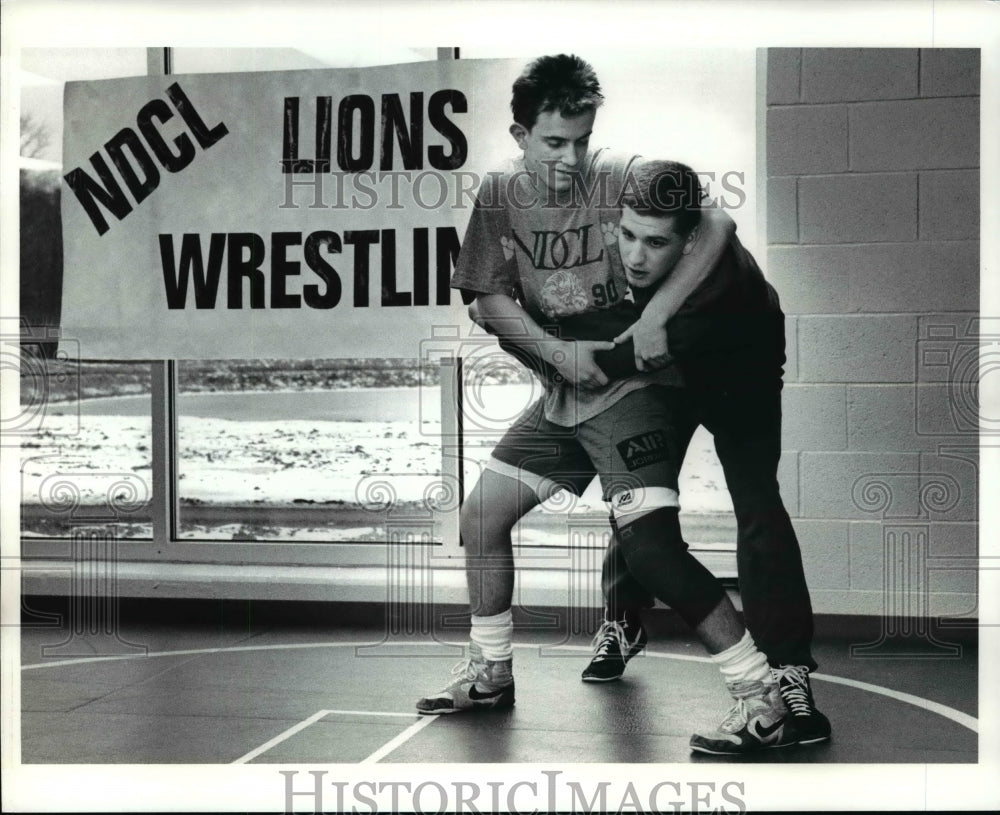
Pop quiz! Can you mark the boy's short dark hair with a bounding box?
[621,159,704,236]
[511,54,604,130]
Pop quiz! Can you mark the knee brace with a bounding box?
[616,507,725,629]
[602,514,655,615]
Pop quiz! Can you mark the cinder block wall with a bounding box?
[765,48,979,621]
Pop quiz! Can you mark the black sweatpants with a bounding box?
[602,380,818,670]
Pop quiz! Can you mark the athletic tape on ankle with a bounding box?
[471,610,514,661]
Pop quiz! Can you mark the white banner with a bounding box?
[60,59,520,359]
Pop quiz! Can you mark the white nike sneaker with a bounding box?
[689,679,794,754]
[415,642,515,715]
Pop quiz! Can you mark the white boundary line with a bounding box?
[808,672,980,734]
[359,715,438,765]
[21,639,979,734]
[558,645,983,735]
[232,709,330,765]
[20,640,437,671]
[233,708,424,764]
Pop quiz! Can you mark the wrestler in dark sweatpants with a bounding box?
[601,277,817,670]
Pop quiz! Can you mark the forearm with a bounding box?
[641,207,735,325]
[476,294,618,388]
[475,294,569,368]
[497,331,637,381]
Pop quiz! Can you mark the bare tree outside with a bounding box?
[19,111,62,348]
[20,113,52,159]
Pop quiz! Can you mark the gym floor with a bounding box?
[19,599,977,765]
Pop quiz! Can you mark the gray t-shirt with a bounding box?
[452,149,681,426]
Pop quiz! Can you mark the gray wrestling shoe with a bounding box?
[416,642,515,714]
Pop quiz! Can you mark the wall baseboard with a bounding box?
[19,592,978,648]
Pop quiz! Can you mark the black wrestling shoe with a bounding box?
[772,664,832,744]
[581,612,647,682]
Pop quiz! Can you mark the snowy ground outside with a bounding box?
[19,386,732,542]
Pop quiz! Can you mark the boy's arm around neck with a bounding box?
[615,207,736,369]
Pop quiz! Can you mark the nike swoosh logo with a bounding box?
[750,717,785,742]
[468,685,508,701]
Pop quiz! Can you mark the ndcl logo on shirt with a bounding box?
[509,224,605,271]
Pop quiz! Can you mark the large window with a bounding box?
[175,359,445,543]
[18,48,456,554]
[19,360,153,539]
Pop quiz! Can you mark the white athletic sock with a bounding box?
[711,630,772,686]
[470,609,514,661]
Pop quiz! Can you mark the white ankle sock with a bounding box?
[470,609,513,661]
[711,631,772,686]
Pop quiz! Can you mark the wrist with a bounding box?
[638,310,669,330]
[545,338,573,367]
